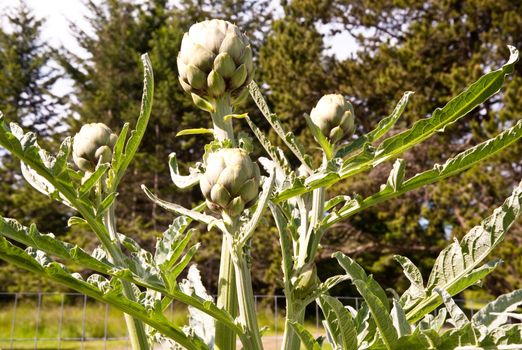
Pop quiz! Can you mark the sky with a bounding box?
[0,0,358,96]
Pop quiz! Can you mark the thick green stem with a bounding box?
[232,245,264,350]
[103,205,150,350]
[211,95,235,143]
[212,96,238,350]
[281,302,305,350]
[215,233,238,350]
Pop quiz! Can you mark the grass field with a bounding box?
[0,295,322,349]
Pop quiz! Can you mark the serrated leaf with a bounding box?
[288,321,322,350]
[404,180,522,323]
[0,238,206,350]
[325,119,522,228]
[249,80,312,170]
[168,153,202,189]
[0,217,239,337]
[141,185,224,231]
[333,252,390,310]
[336,91,413,158]
[375,46,518,161]
[79,164,110,197]
[274,47,520,202]
[391,299,411,337]
[113,54,154,188]
[95,192,118,217]
[473,289,522,332]
[395,255,426,310]
[436,288,470,329]
[385,159,405,191]
[318,295,358,350]
[353,279,398,349]
[245,116,291,178]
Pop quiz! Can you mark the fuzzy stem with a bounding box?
[103,204,150,350]
[211,95,235,143]
[281,303,305,350]
[215,232,238,350]
[285,155,328,350]
[212,95,238,350]
[232,243,264,350]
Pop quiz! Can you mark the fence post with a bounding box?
[81,294,87,350]
[34,292,42,350]
[58,293,65,350]
[9,293,18,350]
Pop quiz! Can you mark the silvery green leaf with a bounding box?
[472,289,522,333]
[239,159,275,244]
[480,324,522,347]
[404,180,522,323]
[249,80,313,170]
[141,185,225,231]
[180,265,215,349]
[394,255,426,309]
[326,119,522,227]
[112,54,154,189]
[288,321,322,350]
[318,295,358,350]
[391,299,411,337]
[78,163,110,197]
[436,288,470,330]
[333,252,389,310]
[274,47,519,202]
[336,91,413,158]
[168,153,203,189]
[0,237,207,349]
[353,279,398,349]
[384,159,405,192]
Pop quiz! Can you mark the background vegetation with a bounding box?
[0,0,521,304]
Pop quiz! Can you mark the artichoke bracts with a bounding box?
[72,123,117,172]
[310,94,355,144]
[200,148,260,219]
[177,19,254,105]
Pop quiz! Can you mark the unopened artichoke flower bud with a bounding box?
[72,123,117,172]
[294,263,320,297]
[310,94,355,144]
[200,148,260,219]
[177,19,254,104]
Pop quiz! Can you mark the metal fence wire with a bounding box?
[0,291,484,349]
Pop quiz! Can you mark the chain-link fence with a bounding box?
[0,292,484,350]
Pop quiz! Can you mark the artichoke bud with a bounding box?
[178,19,254,105]
[310,94,355,144]
[200,148,260,219]
[72,123,117,172]
[294,264,320,296]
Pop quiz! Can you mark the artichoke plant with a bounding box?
[310,94,355,144]
[200,148,260,219]
[177,19,254,104]
[72,122,117,172]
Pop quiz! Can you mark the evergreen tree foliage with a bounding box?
[0,1,67,291]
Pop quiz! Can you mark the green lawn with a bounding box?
[0,297,323,349]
